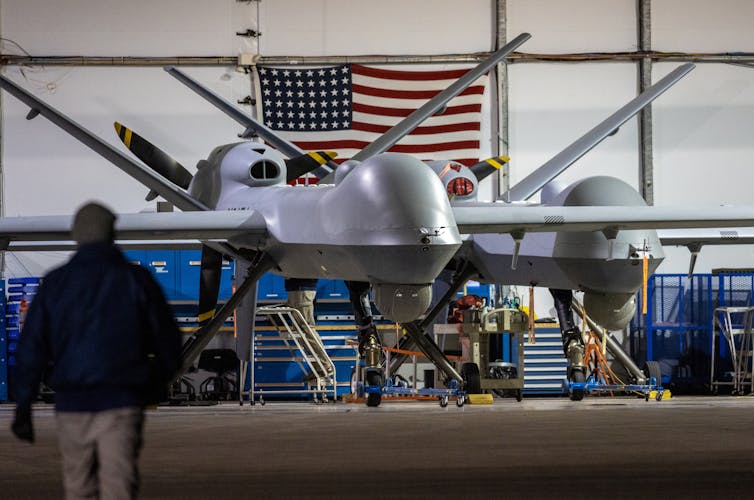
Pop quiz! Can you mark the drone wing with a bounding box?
[0,211,268,251]
[453,204,754,234]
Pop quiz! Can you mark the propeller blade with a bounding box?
[113,122,193,190]
[285,151,338,182]
[197,246,224,327]
[469,155,510,182]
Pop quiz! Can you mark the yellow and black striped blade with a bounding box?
[469,155,510,182]
[284,151,337,182]
[114,122,193,189]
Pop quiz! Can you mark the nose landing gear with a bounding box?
[363,333,384,407]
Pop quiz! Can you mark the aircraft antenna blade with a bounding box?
[164,66,337,179]
[469,155,510,181]
[113,122,193,191]
[502,63,695,202]
[0,75,207,212]
[350,32,532,162]
[686,242,703,278]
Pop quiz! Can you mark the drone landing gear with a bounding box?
[550,288,588,401]
[363,333,384,407]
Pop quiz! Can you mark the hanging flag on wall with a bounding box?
[255,64,487,166]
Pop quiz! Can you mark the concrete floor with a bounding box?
[2,395,754,499]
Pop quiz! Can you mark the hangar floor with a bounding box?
[2,396,754,499]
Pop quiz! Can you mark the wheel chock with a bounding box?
[467,394,494,404]
[649,389,672,400]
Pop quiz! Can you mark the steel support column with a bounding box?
[637,0,654,205]
[494,0,510,200]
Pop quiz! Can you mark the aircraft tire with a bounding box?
[461,362,482,394]
[570,370,585,401]
[366,371,382,407]
[643,361,662,386]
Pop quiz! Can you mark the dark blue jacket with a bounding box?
[13,243,182,412]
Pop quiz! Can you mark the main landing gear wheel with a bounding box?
[461,362,482,394]
[570,370,585,401]
[365,371,383,407]
[643,361,662,386]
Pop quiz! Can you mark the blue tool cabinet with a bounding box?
[4,277,39,402]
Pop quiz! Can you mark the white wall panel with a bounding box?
[259,0,493,56]
[508,0,636,52]
[654,0,754,52]
[2,65,251,215]
[508,62,639,201]
[653,63,754,206]
[1,0,255,56]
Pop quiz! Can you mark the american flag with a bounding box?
[255,64,487,166]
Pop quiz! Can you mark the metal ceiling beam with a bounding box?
[4,51,754,68]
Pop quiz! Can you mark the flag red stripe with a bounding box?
[352,83,485,100]
[352,64,471,81]
[293,140,479,153]
[352,102,482,118]
[351,120,480,135]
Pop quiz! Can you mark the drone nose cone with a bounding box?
[321,153,461,284]
[327,153,457,240]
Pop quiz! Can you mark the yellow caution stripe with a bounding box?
[485,155,510,170]
[308,151,337,165]
[113,121,133,149]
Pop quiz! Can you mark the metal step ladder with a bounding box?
[241,306,337,404]
[712,307,754,395]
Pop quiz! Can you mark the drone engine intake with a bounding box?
[372,283,432,323]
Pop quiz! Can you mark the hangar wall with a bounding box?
[1,0,754,315]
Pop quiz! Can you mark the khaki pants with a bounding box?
[56,407,145,500]
[287,290,317,326]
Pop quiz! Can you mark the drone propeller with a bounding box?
[111,123,332,333]
[197,246,224,327]
[285,151,337,182]
[114,122,194,201]
[113,122,228,330]
[469,155,510,182]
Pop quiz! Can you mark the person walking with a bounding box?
[11,201,182,499]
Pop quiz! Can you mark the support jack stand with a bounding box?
[568,376,668,401]
[361,377,467,408]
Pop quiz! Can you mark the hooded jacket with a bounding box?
[13,242,182,412]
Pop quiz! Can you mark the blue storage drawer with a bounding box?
[316,280,349,300]
[258,273,287,301]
